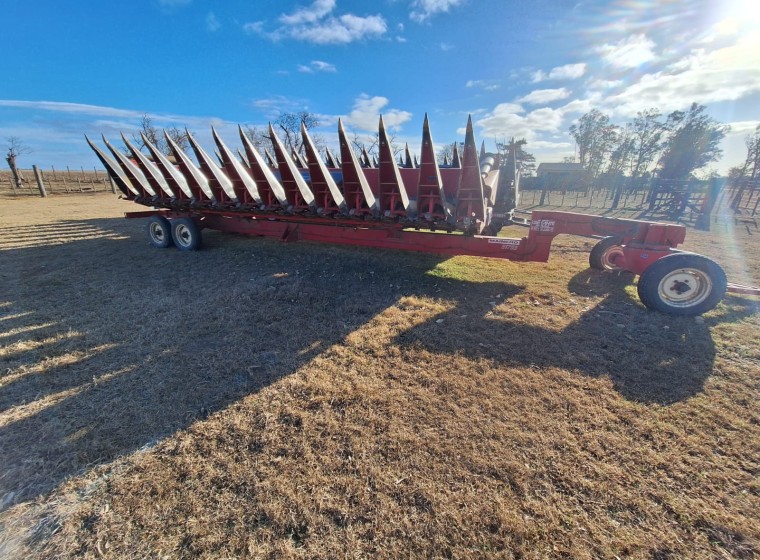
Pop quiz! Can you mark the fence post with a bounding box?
[32,165,47,198]
[108,174,117,194]
[695,177,724,231]
[539,184,549,206]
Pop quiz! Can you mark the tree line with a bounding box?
[568,103,729,183]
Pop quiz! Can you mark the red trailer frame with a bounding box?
[127,209,680,274]
[126,207,760,317]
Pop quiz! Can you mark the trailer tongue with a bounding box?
[87,114,750,316]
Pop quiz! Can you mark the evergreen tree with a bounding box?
[658,103,728,180]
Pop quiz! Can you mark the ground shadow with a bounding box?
[392,267,755,406]
[0,217,470,509]
[0,215,751,511]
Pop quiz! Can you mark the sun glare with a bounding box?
[720,0,760,27]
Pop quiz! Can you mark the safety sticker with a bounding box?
[488,238,521,250]
[530,219,556,232]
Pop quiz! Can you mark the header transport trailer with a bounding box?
[86,114,757,317]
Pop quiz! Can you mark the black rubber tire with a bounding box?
[589,236,624,271]
[147,216,173,249]
[637,253,727,316]
[171,217,202,251]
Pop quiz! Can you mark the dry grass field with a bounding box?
[0,192,758,559]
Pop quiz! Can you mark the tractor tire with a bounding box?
[589,236,624,271]
[171,217,202,251]
[637,253,726,316]
[147,216,173,249]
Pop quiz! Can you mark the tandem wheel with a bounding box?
[637,253,727,316]
[147,216,173,249]
[589,236,625,271]
[170,217,203,251]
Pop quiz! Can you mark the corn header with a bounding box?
[86,114,755,316]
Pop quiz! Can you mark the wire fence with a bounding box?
[516,180,760,231]
[518,188,650,211]
[0,166,113,195]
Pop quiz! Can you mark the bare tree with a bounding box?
[273,111,323,154]
[729,124,760,182]
[728,124,760,209]
[242,125,269,151]
[352,129,404,161]
[437,142,457,165]
[165,126,191,154]
[351,131,378,158]
[130,113,190,156]
[5,136,32,192]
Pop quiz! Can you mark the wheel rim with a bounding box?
[150,222,166,243]
[601,246,625,271]
[657,268,712,308]
[175,224,192,248]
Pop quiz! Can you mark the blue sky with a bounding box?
[2,0,759,173]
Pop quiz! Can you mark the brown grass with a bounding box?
[0,193,758,559]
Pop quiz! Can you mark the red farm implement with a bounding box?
[86,115,758,316]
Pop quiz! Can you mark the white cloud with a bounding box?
[245,3,386,45]
[465,79,500,91]
[206,12,221,32]
[250,95,308,117]
[587,78,623,90]
[0,100,142,118]
[279,0,336,25]
[0,99,252,171]
[725,120,760,135]
[242,21,264,34]
[529,140,574,150]
[297,14,386,44]
[410,0,466,23]
[473,103,564,141]
[297,60,337,73]
[531,63,586,82]
[559,98,595,114]
[343,94,412,131]
[0,100,235,135]
[596,34,656,69]
[602,32,760,116]
[517,88,571,105]
[713,17,741,37]
[719,121,760,171]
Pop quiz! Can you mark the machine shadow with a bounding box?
[0,215,745,511]
[393,268,732,406]
[0,217,475,508]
